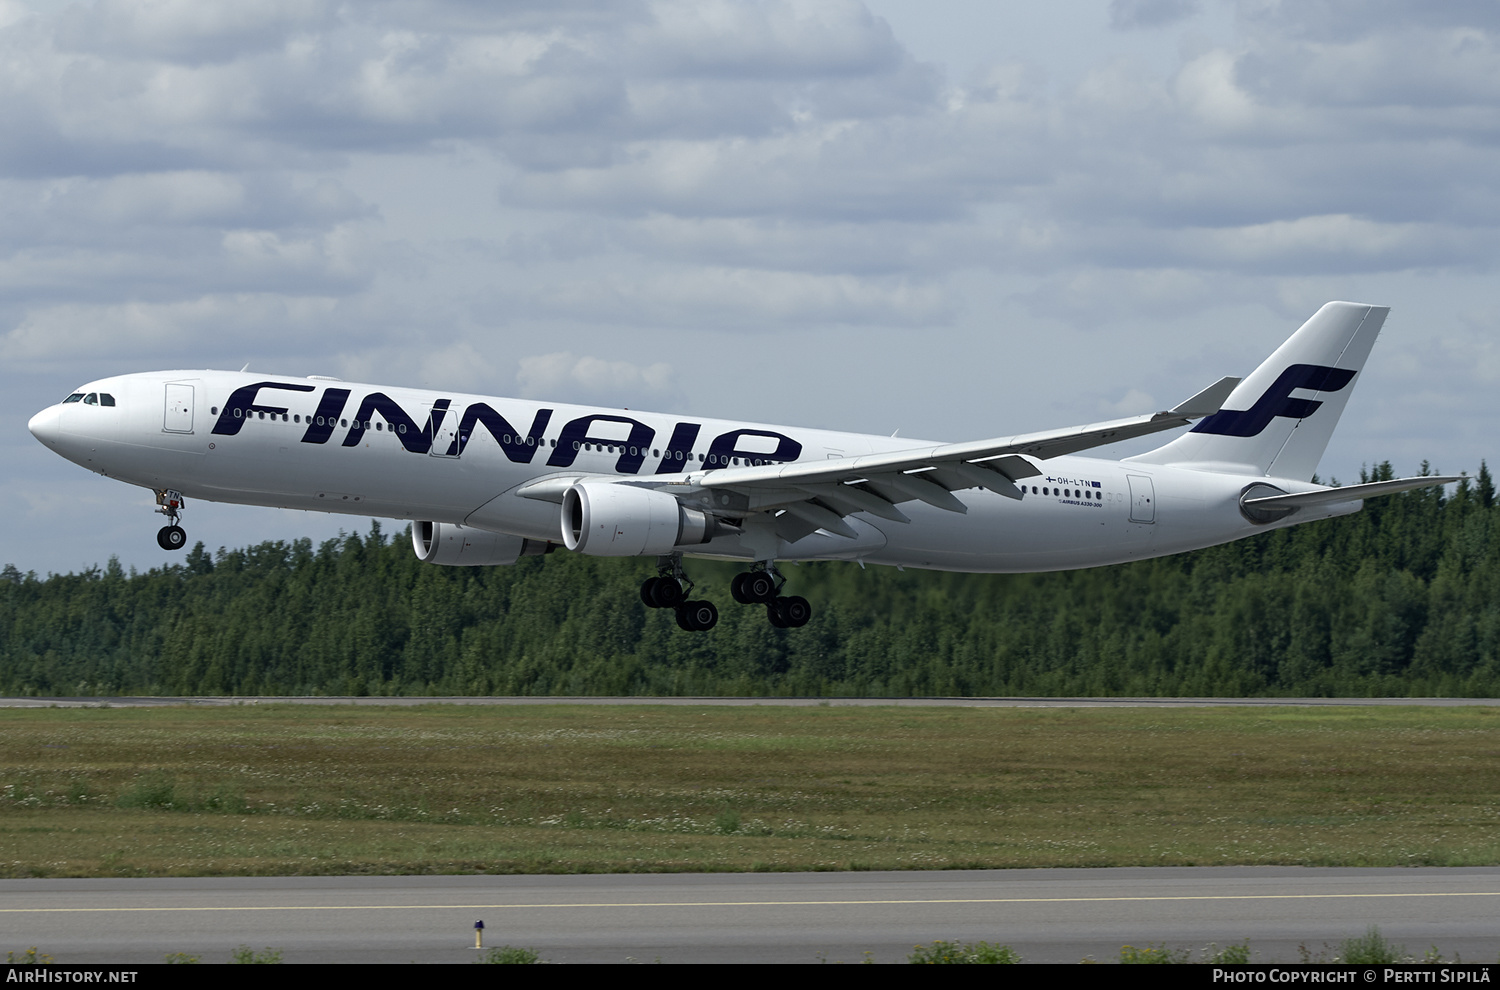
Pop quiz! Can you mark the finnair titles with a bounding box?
[29,302,1455,631]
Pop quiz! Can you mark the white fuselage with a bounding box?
[28,369,1356,572]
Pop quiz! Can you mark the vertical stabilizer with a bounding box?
[1128,302,1387,480]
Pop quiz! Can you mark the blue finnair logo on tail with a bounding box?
[1191,363,1357,438]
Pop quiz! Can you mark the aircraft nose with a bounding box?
[28,404,61,446]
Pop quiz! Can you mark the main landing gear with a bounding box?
[640,559,812,633]
[731,565,811,629]
[640,557,719,631]
[155,489,187,551]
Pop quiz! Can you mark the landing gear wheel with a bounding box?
[747,572,777,603]
[676,600,718,631]
[767,595,811,628]
[157,525,186,551]
[641,576,662,607]
[650,576,685,609]
[780,595,811,627]
[733,570,777,604]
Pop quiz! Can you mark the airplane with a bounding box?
[27,301,1455,632]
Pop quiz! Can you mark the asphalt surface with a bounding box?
[4,867,1498,964]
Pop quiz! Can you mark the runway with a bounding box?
[4,868,1498,964]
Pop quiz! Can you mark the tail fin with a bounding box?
[1129,301,1387,480]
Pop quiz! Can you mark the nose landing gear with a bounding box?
[155,489,187,551]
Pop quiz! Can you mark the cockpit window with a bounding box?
[63,393,83,403]
[99,394,116,407]
[83,393,98,405]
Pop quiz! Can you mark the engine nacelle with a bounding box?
[411,521,549,566]
[561,482,719,556]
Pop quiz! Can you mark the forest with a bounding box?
[1,462,1495,698]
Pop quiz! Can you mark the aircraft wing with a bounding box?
[639,375,1241,541]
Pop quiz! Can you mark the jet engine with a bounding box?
[411,521,550,566]
[561,482,722,556]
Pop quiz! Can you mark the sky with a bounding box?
[3,0,1498,575]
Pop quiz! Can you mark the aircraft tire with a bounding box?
[730,572,751,604]
[744,572,777,603]
[676,600,718,631]
[157,525,186,551]
[641,577,661,608]
[780,595,812,627]
[651,576,685,609]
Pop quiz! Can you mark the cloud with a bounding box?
[516,350,680,408]
[1109,0,1202,31]
[0,293,344,362]
[54,0,337,66]
[521,266,953,329]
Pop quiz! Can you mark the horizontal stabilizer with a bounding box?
[1243,476,1459,510]
[1169,376,1241,417]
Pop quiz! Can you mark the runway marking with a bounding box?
[4,891,1500,914]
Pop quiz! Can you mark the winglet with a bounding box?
[1169,376,1241,418]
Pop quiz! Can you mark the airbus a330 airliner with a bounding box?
[28,301,1453,631]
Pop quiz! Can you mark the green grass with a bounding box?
[0,704,1497,877]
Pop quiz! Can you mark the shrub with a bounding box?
[1340,927,1407,964]
[908,940,1021,964]
[1120,943,1190,964]
[1203,942,1252,964]
[482,945,542,964]
[230,945,283,964]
